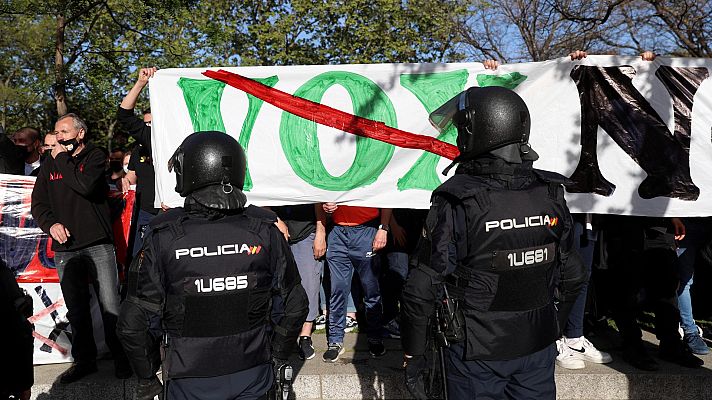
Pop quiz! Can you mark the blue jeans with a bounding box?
[55,243,125,363]
[676,218,710,335]
[564,220,595,338]
[291,232,323,321]
[327,225,383,343]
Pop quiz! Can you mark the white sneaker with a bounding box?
[564,336,613,364]
[556,338,585,369]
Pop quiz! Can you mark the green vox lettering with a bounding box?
[177,76,279,190]
[279,71,396,191]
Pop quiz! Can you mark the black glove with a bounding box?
[135,376,162,400]
[404,355,428,400]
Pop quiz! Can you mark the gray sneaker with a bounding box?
[323,343,345,363]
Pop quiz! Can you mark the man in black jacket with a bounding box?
[401,87,587,399]
[30,113,131,383]
[117,131,308,400]
[117,67,160,258]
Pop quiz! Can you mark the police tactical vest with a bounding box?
[153,211,275,378]
[433,171,569,361]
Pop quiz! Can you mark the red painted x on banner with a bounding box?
[202,69,460,160]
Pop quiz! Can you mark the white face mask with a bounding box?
[123,165,129,174]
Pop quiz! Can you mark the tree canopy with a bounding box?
[1,0,709,147]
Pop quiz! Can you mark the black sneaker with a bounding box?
[299,336,315,360]
[683,333,710,355]
[368,339,386,357]
[322,343,344,363]
[659,340,704,368]
[622,342,658,371]
[59,362,98,384]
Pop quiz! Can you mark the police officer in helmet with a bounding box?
[401,87,587,399]
[117,131,308,400]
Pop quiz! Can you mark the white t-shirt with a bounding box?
[25,159,41,175]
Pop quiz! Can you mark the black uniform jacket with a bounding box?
[116,204,308,379]
[401,159,587,361]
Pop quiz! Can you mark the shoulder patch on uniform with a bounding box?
[149,208,186,231]
[244,205,277,224]
[533,169,572,186]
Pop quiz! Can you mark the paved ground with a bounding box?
[31,330,712,399]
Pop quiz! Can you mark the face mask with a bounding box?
[123,165,129,174]
[58,138,80,154]
[109,161,122,172]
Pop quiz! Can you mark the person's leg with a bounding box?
[291,233,322,332]
[564,220,592,338]
[54,250,97,364]
[505,344,557,400]
[446,342,509,399]
[349,225,383,342]
[382,251,408,323]
[326,226,352,346]
[644,247,681,344]
[676,246,697,335]
[82,243,131,376]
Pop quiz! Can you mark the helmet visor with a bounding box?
[428,90,468,133]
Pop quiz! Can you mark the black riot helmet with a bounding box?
[168,131,247,205]
[430,86,537,165]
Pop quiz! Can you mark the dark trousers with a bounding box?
[607,238,681,345]
[446,342,556,400]
[168,362,272,400]
[55,244,126,364]
[564,220,596,338]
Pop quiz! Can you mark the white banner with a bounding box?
[149,56,712,216]
[21,282,108,365]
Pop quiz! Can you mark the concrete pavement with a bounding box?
[31,330,712,399]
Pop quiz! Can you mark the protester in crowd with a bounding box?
[380,209,427,339]
[0,124,25,175]
[602,215,703,370]
[675,217,711,355]
[270,204,327,361]
[322,203,391,362]
[118,132,308,400]
[555,213,613,369]
[554,50,614,370]
[122,150,131,173]
[107,147,126,185]
[11,127,42,176]
[41,131,58,156]
[30,113,131,383]
[117,67,160,257]
[0,259,33,400]
[401,86,587,399]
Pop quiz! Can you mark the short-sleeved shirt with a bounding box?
[332,206,379,227]
[272,204,317,244]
